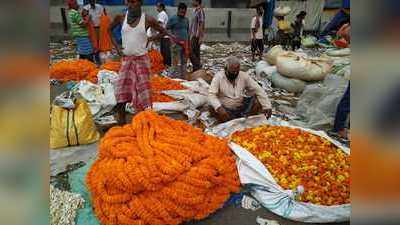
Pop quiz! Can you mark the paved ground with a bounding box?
[185,204,349,225]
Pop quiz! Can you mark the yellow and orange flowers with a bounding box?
[148,49,165,74]
[50,59,97,82]
[150,75,187,102]
[86,110,240,225]
[231,125,350,206]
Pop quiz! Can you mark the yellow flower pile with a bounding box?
[231,125,350,206]
[86,110,240,225]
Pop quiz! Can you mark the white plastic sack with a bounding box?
[271,72,306,93]
[97,70,118,86]
[326,48,351,57]
[162,90,208,109]
[73,81,117,118]
[274,6,291,16]
[207,115,350,223]
[266,45,285,65]
[276,52,332,82]
[152,102,188,113]
[255,61,277,80]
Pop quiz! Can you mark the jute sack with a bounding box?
[276,52,332,82]
[266,45,285,65]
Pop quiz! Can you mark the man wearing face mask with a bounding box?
[208,56,272,123]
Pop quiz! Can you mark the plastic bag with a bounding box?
[271,72,306,93]
[293,74,348,129]
[162,90,208,109]
[207,116,350,223]
[276,52,332,82]
[50,98,100,149]
[266,45,285,65]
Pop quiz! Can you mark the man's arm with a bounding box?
[146,15,167,42]
[208,74,223,110]
[244,73,272,110]
[108,14,124,55]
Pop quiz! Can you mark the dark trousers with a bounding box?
[160,37,171,66]
[251,39,264,55]
[334,83,350,132]
[190,37,202,72]
[79,54,94,62]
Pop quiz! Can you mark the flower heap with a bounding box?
[86,110,240,225]
[231,125,350,206]
[150,75,187,103]
[148,49,165,74]
[101,61,121,73]
[50,59,97,82]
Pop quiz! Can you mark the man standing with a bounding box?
[208,56,272,123]
[189,0,205,72]
[108,0,167,124]
[167,3,190,79]
[251,7,264,61]
[156,3,171,66]
[67,0,94,61]
[84,0,104,64]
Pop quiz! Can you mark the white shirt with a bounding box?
[157,10,168,38]
[83,4,104,27]
[122,13,148,56]
[251,16,263,39]
[209,71,272,110]
[157,11,169,28]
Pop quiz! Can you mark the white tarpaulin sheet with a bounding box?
[206,115,350,223]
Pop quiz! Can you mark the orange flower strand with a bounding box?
[86,110,240,225]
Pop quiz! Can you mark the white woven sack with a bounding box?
[277,52,332,82]
[271,72,306,93]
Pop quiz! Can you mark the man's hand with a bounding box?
[216,106,230,122]
[115,47,123,57]
[263,108,272,119]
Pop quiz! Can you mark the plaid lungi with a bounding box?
[115,55,152,111]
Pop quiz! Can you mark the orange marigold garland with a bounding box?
[86,110,240,225]
[101,61,121,73]
[50,59,97,82]
[148,49,165,74]
[150,75,187,103]
[231,125,350,206]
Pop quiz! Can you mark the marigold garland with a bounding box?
[231,125,350,206]
[86,110,240,225]
[50,59,97,82]
[101,61,121,73]
[148,49,165,74]
[150,75,187,103]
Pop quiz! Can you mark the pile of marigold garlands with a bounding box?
[86,110,240,225]
[150,75,187,103]
[231,125,350,206]
[50,59,98,82]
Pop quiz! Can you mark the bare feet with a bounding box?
[338,128,348,139]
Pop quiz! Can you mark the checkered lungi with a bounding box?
[115,54,152,111]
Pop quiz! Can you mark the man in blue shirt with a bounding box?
[167,3,190,79]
